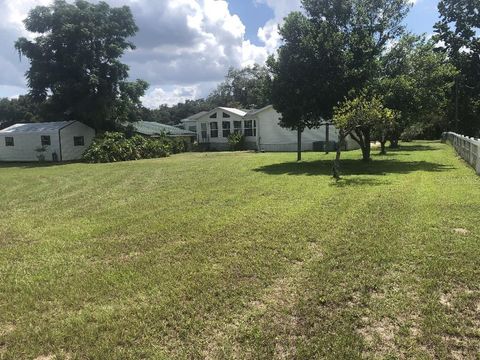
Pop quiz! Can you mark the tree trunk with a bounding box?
[380,140,387,155]
[390,133,400,148]
[362,128,371,161]
[380,131,387,155]
[297,127,302,162]
[333,131,345,180]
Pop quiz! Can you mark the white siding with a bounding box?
[257,107,359,152]
[196,109,252,150]
[0,132,61,162]
[60,121,96,161]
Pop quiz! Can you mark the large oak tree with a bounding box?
[269,0,411,161]
[15,0,147,131]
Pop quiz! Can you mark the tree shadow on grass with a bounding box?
[389,144,440,152]
[329,177,391,187]
[0,162,73,169]
[253,159,454,177]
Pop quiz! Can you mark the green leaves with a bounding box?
[333,94,395,133]
[15,0,143,131]
[269,0,411,135]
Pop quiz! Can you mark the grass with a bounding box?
[0,141,479,359]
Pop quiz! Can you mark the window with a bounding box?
[233,121,242,134]
[222,121,231,138]
[74,136,85,146]
[244,120,257,137]
[209,112,217,119]
[210,122,218,138]
[201,123,208,140]
[223,112,231,118]
[188,126,197,133]
[41,135,51,146]
[5,137,14,147]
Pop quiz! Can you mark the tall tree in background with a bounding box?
[0,96,41,127]
[269,0,411,161]
[15,0,147,131]
[208,65,272,109]
[434,0,480,136]
[377,34,457,145]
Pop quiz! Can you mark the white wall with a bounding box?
[60,121,96,161]
[257,107,359,152]
[196,109,256,150]
[0,132,61,162]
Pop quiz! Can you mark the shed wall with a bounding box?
[60,122,96,161]
[0,132,61,162]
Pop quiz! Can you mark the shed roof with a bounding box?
[132,121,195,137]
[0,121,76,134]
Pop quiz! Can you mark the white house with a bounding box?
[181,105,359,151]
[0,121,95,162]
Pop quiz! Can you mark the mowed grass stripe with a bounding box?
[1,153,342,358]
[0,141,479,359]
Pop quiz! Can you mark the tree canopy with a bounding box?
[15,0,146,131]
[268,0,411,160]
[434,0,480,136]
[376,34,457,145]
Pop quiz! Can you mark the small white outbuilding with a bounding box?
[0,121,95,162]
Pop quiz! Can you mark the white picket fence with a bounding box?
[444,132,480,174]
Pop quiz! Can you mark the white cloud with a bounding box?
[141,85,201,108]
[0,0,291,105]
[255,0,302,52]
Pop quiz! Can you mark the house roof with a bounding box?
[245,105,273,116]
[218,107,248,117]
[0,121,76,134]
[132,121,195,137]
[180,111,208,123]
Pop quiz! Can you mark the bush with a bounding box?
[168,137,188,154]
[400,123,427,142]
[83,132,171,163]
[227,132,246,151]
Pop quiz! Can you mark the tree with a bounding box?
[15,0,146,131]
[269,0,411,161]
[208,65,272,109]
[434,0,480,136]
[0,96,41,127]
[376,34,457,146]
[332,94,395,167]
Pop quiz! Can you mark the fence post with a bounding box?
[477,142,480,175]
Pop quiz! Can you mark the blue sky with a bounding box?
[0,0,442,107]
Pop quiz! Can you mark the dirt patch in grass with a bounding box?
[0,323,15,336]
[453,228,470,235]
[201,242,323,359]
[436,286,480,358]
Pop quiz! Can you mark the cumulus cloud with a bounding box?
[0,0,274,107]
[141,85,200,108]
[255,0,302,51]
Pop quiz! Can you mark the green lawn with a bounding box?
[1,141,479,359]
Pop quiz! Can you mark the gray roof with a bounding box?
[0,121,76,134]
[180,111,208,123]
[132,121,195,137]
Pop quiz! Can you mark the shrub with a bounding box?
[83,132,171,163]
[168,137,188,154]
[227,132,246,151]
[400,123,426,142]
